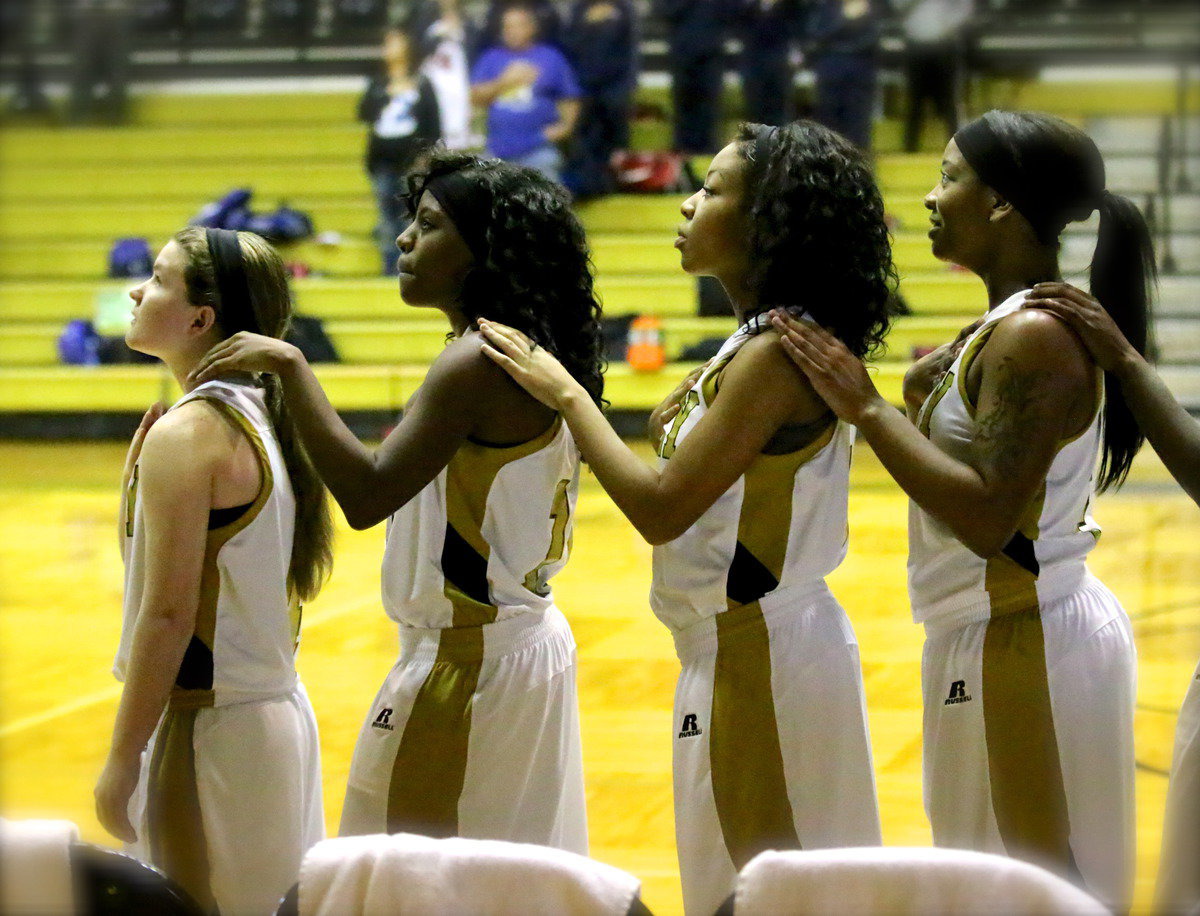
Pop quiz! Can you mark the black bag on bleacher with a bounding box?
[285,315,339,364]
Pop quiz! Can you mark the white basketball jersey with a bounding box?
[115,380,301,707]
[381,418,581,629]
[908,291,1104,631]
[650,318,854,633]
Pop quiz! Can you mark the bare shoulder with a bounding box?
[989,308,1089,372]
[724,328,827,418]
[426,332,510,390]
[140,399,236,473]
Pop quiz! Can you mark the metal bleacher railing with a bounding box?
[1,0,1197,90]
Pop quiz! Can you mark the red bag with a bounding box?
[611,151,691,194]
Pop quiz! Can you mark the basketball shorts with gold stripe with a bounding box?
[127,682,324,915]
[921,573,1135,909]
[339,606,587,853]
[1156,658,1200,914]
[671,581,882,916]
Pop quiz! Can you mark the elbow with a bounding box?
[343,506,386,531]
[959,519,1018,560]
[638,516,691,547]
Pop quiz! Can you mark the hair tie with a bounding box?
[204,228,259,335]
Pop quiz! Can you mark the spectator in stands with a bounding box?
[479,0,563,53]
[415,0,476,150]
[471,3,581,182]
[654,0,734,155]
[736,0,801,127]
[803,0,882,151]
[562,0,638,198]
[68,0,132,124]
[897,0,973,152]
[359,27,442,275]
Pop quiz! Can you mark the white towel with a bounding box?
[0,817,80,915]
[299,833,641,916]
[734,846,1110,915]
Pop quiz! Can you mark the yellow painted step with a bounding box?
[0,361,909,413]
[0,274,987,323]
[0,315,973,369]
[0,193,940,245]
[0,125,365,167]
[0,231,953,281]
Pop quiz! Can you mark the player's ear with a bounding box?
[191,305,219,335]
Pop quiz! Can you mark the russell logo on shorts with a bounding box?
[944,680,973,705]
[372,707,395,731]
[678,713,703,738]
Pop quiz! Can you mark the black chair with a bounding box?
[71,843,204,916]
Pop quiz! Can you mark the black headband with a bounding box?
[423,171,492,263]
[954,115,1104,241]
[204,228,259,336]
[746,124,780,170]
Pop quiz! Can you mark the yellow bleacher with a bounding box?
[15,81,1171,416]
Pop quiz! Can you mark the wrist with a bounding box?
[276,343,304,379]
[851,393,892,429]
[1110,347,1146,379]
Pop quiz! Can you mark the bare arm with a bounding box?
[96,404,222,841]
[189,332,488,530]
[470,61,538,106]
[774,310,1094,557]
[1027,281,1200,505]
[545,97,581,142]
[481,321,821,545]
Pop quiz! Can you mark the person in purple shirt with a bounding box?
[470,3,581,182]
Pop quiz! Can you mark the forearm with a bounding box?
[470,80,503,106]
[559,389,676,543]
[854,398,1016,555]
[1115,353,1200,504]
[557,99,580,133]
[276,350,384,523]
[108,610,193,761]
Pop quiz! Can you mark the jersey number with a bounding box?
[522,478,572,597]
[658,388,700,460]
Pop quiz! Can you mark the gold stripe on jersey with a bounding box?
[982,606,1076,878]
[442,419,562,627]
[726,423,836,609]
[386,626,485,836]
[124,465,139,538]
[711,601,800,868]
[171,397,273,708]
[148,707,215,912]
[918,370,955,438]
[983,485,1045,618]
[700,352,737,408]
[957,323,1000,418]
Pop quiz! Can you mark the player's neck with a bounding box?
[980,248,1060,311]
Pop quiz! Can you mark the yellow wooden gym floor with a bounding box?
[2,438,1197,914]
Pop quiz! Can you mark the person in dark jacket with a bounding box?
[562,0,638,197]
[735,0,801,127]
[654,0,734,155]
[358,27,441,275]
[803,0,881,151]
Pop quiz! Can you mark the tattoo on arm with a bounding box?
[975,356,1047,477]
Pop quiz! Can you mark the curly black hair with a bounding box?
[735,121,900,358]
[405,150,606,407]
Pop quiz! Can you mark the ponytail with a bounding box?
[263,372,333,602]
[1091,190,1156,492]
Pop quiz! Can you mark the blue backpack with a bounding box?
[108,238,153,278]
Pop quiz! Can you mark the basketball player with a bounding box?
[1024,279,1199,915]
[480,122,895,915]
[773,111,1156,908]
[95,228,333,913]
[190,153,603,853]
